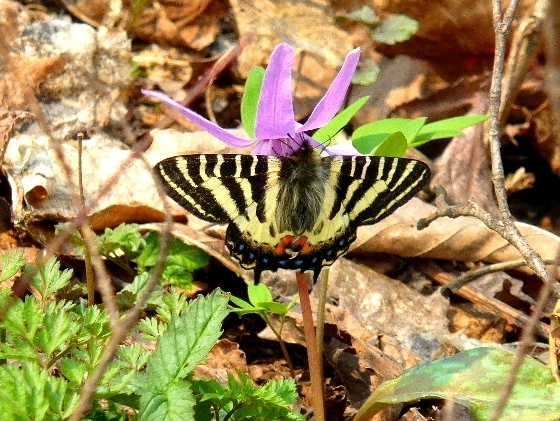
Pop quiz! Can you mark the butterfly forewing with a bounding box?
[327,155,430,226]
[155,154,277,223]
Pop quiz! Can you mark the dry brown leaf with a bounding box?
[430,95,499,214]
[133,0,226,50]
[351,197,560,266]
[193,339,248,383]
[229,0,352,77]
[371,0,535,78]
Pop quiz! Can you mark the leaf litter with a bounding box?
[0,0,559,419]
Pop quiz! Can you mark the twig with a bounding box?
[69,152,174,420]
[419,187,560,299]
[296,271,325,421]
[442,258,560,294]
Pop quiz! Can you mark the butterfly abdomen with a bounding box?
[276,144,329,233]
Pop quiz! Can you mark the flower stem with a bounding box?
[296,271,325,421]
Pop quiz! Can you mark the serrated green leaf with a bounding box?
[411,115,489,147]
[355,347,560,421]
[241,66,265,138]
[138,317,167,341]
[28,256,73,299]
[36,300,80,359]
[135,232,210,289]
[134,231,160,271]
[142,289,229,389]
[140,380,195,421]
[0,249,25,282]
[313,96,369,144]
[352,59,380,86]
[99,223,143,258]
[0,362,79,420]
[61,357,87,385]
[371,14,419,45]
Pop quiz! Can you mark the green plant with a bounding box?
[354,348,560,421]
[351,115,489,157]
[230,282,299,376]
[65,223,210,289]
[0,246,303,420]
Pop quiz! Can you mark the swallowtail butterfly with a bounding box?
[155,141,430,282]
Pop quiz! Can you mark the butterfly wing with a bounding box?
[155,154,277,224]
[325,154,431,227]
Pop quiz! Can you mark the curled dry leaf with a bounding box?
[351,197,560,268]
[132,0,226,50]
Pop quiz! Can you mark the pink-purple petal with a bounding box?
[142,89,253,148]
[298,47,360,133]
[255,44,296,140]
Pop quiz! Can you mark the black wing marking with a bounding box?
[155,154,277,224]
[326,155,431,226]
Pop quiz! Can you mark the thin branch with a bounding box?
[69,152,174,420]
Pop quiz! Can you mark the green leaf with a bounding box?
[137,290,229,420]
[352,59,380,86]
[241,66,265,138]
[371,131,408,157]
[134,231,160,271]
[345,5,377,24]
[371,14,419,45]
[138,289,229,407]
[0,362,79,419]
[352,117,426,156]
[140,380,196,421]
[355,348,560,421]
[248,282,273,305]
[411,115,489,147]
[313,96,369,145]
[28,256,73,299]
[134,232,210,289]
[99,223,143,258]
[36,300,81,359]
[0,249,25,282]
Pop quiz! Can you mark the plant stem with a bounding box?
[262,313,295,378]
[296,271,325,421]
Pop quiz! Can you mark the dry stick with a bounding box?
[69,152,175,420]
[543,0,560,383]
[76,133,96,307]
[488,0,557,419]
[296,271,325,421]
[488,0,549,286]
[443,258,560,294]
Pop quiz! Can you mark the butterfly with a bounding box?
[155,141,430,283]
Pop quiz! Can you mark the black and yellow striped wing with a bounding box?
[155,145,430,282]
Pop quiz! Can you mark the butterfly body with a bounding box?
[155,142,430,282]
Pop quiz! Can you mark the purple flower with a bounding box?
[142,43,360,156]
